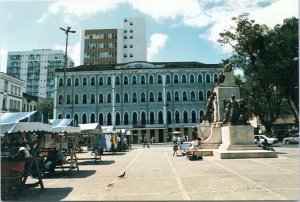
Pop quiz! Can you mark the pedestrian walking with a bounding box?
[143,136,150,148]
[173,143,179,156]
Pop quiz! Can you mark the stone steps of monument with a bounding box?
[213,149,277,159]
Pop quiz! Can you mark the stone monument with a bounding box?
[197,60,277,159]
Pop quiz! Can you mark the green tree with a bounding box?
[38,99,54,119]
[218,13,298,133]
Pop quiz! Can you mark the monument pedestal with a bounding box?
[214,125,277,159]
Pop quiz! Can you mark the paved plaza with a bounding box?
[17,143,300,201]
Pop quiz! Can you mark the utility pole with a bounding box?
[59,26,76,118]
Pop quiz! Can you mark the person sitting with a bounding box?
[261,138,274,151]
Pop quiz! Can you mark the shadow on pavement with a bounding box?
[77,160,115,165]
[16,187,73,201]
[43,170,96,179]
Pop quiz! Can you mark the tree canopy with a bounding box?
[218,13,298,133]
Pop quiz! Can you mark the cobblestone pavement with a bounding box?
[15,143,300,201]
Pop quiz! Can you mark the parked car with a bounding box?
[254,135,279,145]
[283,134,299,144]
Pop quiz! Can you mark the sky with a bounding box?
[0,0,298,73]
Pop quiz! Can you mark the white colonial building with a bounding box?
[0,72,25,112]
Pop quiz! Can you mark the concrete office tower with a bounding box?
[80,17,147,65]
[6,49,74,99]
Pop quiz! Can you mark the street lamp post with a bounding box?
[59,26,76,118]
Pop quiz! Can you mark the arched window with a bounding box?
[141,92,146,102]
[99,94,103,103]
[174,74,179,83]
[150,111,155,124]
[190,74,195,83]
[132,93,137,102]
[207,91,211,99]
[66,94,71,104]
[107,113,112,125]
[58,95,63,104]
[149,75,154,84]
[107,76,111,85]
[124,93,129,103]
[183,111,188,123]
[175,91,179,101]
[183,91,187,101]
[191,91,196,101]
[200,110,204,123]
[107,93,111,103]
[75,77,79,86]
[98,77,103,85]
[167,92,171,102]
[115,76,120,85]
[199,91,204,101]
[98,113,104,125]
[58,113,62,119]
[167,111,172,124]
[175,111,180,123]
[141,112,146,125]
[149,92,154,102]
[166,74,171,84]
[74,94,79,104]
[206,74,211,83]
[90,113,95,123]
[132,112,138,125]
[66,113,71,119]
[90,94,95,103]
[214,73,218,83]
[59,78,64,86]
[82,113,87,124]
[67,78,71,86]
[132,75,137,84]
[74,114,79,124]
[124,76,128,85]
[192,110,196,123]
[158,111,163,124]
[91,77,95,86]
[124,112,129,125]
[158,92,162,102]
[182,74,187,83]
[82,94,87,104]
[115,112,121,125]
[116,93,120,103]
[198,74,203,83]
[83,77,87,86]
[140,75,146,84]
[157,75,162,84]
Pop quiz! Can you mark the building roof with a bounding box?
[55,61,221,73]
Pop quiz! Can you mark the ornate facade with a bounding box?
[54,61,221,142]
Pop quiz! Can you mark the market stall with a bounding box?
[79,123,103,163]
[102,126,118,154]
[0,111,54,198]
[47,119,81,173]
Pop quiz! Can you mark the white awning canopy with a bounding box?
[0,111,54,134]
[49,119,80,134]
[79,123,103,134]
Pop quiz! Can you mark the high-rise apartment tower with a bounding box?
[80,17,147,65]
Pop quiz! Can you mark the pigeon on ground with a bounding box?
[118,172,126,178]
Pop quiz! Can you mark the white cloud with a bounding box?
[147,33,168,61]
[38,0,298,55]
[37,0,124,24]
[36,13,48,23]
[53,41,81,66]
[0,48,8,73]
